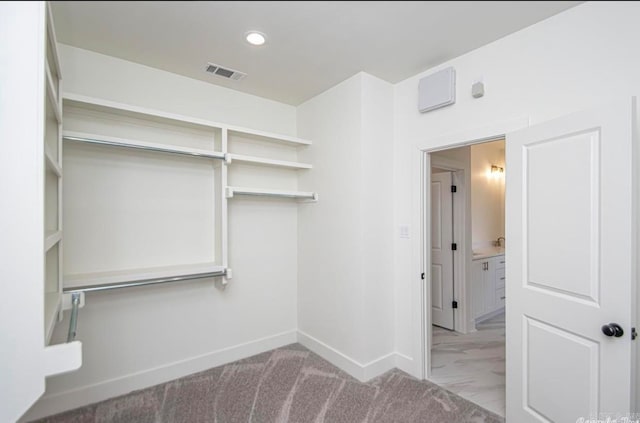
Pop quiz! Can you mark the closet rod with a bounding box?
[67,292,81,342]
[63,135,226,160]
[63,270,226,294]
[235,191,316,199]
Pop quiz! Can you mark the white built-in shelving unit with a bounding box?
[43,1,64,345]
[60,92,316,292]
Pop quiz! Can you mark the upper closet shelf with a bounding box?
[63,130,226,160]
[64,262,226,292]
[228,153,312,170]
[63,93,312,147]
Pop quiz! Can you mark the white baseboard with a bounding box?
[394,352,416,377]
[475,307,505,324]
[24,330,414,421]
[21,330,297,422]
[296,330,397,382]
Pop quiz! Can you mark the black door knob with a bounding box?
[601,323,624,338]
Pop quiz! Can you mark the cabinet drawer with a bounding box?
[495,257,506,269]
[496,288,506,308]
[496,267,506,289]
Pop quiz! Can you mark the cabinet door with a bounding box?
[484,259,497,313]
[471,260,485,318]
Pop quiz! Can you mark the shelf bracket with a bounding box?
[67,292,82,343]
[62,291,85,310]
[224,152,232,165]
[223,268,233,285]
[225,186,235,199]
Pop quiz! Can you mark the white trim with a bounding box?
[22,330,298,421]
[394,352,415,376]
[417,116,530,152]
[296,330,367,380]
[416,116,530,382]
[296,330,397,382]
[475,306,506,324]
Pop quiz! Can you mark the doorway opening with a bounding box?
[427,137,506,417]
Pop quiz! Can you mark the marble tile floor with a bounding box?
[430,313,506,417]
[33,343,504,423]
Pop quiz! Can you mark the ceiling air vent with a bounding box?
[205,62,246,81]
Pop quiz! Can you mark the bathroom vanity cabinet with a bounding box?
[472,253,506,321]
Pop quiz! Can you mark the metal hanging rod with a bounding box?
[63,270,227,294]
[63,135,226,160]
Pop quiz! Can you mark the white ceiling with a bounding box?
[52,1,581,105]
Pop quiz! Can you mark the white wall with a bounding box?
[393,1,640,377]
[297,73,395,379]
[361,74,395,365]
[470,140,505,248]
[23,45,300,420]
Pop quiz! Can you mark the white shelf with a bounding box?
[229,153,312,170]
[227,128,312,147]
[45,64,62,125]
[44,147,62,177]
[64,262,226,289]
[62,130,225,160]
[226,186,318,201]
[45,230,62,252]
[44,291,61,344]
[62,93,311,147]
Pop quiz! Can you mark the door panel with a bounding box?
[431,172,454,329]
[525,317,598,422]
[506,99,635,421]
[526,130,598,302]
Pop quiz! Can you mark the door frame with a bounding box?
[430,159,467,333]
[417,117,529,380]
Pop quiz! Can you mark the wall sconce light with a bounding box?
[491,165,504,174]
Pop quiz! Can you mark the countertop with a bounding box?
[472,246,505,260]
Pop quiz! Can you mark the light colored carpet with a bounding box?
[33,343,504,423]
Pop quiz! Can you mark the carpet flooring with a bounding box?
[32,344,504,423]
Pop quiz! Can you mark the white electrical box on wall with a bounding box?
[418,67,456,113]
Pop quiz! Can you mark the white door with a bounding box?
[431,171,455,330]
[506,99,636,421]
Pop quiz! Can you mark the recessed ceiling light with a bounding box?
[245,31,266,46]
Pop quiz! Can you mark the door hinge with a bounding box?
[451,185,457,193]
[632,327,637,340]
[452,300,458,309]
[451,243,457,251]
[421,272,425,280]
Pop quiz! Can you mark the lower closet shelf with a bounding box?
[63,263,226,292]
[225,186,318,201]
